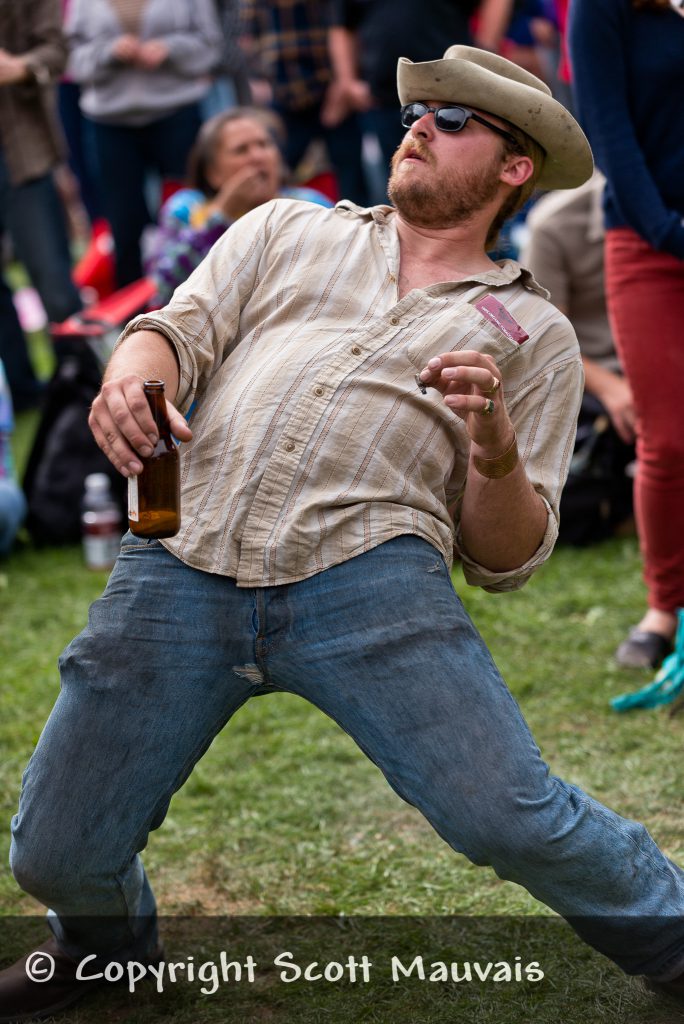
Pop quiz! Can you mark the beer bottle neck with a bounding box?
[143,382,169,432]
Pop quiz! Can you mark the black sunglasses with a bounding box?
[400,102,520,149]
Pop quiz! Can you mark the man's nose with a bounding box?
[410,110,435,139]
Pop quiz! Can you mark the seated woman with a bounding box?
[0,359,26,558]
[146,107,332,305]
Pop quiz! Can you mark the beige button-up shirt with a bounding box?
[120,199,583,591]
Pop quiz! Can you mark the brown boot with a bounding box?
[645,973,684,1003]
[0,937,163,1022]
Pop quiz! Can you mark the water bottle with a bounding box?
[81,472,122,570]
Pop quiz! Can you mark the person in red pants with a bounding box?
[569,0,684,669]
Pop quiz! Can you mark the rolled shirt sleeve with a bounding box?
[117,201,278,414]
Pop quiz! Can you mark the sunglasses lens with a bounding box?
[434,107,467,132]
[401,103,426,127]
[400,104,468,132]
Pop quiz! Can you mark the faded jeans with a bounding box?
[9,535,684,979]
[0,478,26,556]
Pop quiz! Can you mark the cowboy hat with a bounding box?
[397,45,593,190]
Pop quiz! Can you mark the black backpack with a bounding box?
[22,338,126,545]
[557,394,635,546]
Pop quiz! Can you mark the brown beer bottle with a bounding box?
[128,380,181,538]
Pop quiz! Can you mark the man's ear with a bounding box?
[500,154,535,188]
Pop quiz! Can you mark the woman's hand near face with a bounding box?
[203,119,281,220]
[206,164,278,220]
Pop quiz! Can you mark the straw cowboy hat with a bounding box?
[397,45,593,190]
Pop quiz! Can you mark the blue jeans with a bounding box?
[0,478,26,556]
[10,535,684,978]
[0,149,81,406]
[273,102,369,207]
[90,104,202,287]
[0,269,40,411]
[0,150,81,325]
[58,82,104,226]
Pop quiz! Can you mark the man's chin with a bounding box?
[388,181,437,226]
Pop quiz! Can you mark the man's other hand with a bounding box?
[418,350,515,457]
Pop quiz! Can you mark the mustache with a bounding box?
[394,138,434,166]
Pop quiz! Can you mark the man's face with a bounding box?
[387,101,510,229]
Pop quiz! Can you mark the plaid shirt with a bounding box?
[239,0,334,110]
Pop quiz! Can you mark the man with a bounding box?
[521,172,638,555]
[325,0,514,192]
[4,47,684,1020]
[0,0,81,410]
[522,171,635,449]
[239,0,368,205]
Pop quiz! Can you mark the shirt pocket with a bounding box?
[403,301,526,374]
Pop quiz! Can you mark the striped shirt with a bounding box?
[120,199,583,591]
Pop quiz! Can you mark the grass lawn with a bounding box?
[1,402,683,1022]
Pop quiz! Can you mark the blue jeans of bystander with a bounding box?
[0,478,26,556]
[0,150,81,325]
[90,104,202,288]
[0,149,81,407]
[273,102,369,207]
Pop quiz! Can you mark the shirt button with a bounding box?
[313,386,324,396]
[351,345,361,355]
[390,316,399,325]
[284,441,295,452]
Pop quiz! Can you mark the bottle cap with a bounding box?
[84,473,111,492]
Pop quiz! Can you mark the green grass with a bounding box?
[2,413,684,1021]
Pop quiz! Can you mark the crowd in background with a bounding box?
[0,0,571,409]
[0,0,574,407]
[1,0,683,677]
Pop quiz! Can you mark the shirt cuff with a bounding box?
[115,313,198,415]
[455,495,558,592]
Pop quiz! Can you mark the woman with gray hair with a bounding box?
[146,107,331,306]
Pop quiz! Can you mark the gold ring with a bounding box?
[483,376,501,396]
[480,398,495,416]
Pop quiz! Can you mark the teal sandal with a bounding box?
[612,609,684,711]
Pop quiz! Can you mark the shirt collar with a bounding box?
[334,201,549,298]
